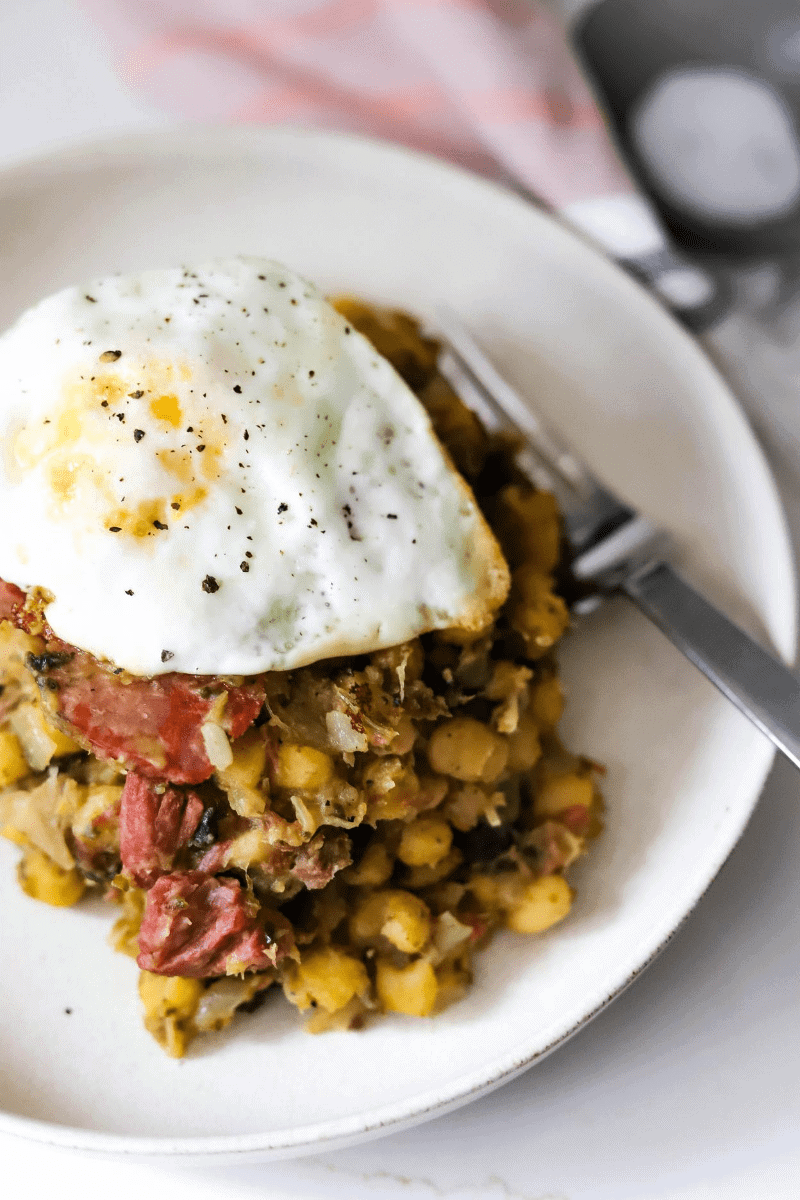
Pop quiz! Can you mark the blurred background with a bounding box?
[4,0,800,516]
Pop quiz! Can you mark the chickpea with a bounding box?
[0,729,29,789]
[428,718,508,783]
[17,847,85,907]
[505,711,542,774]
[530,676,564,729]
[375,957,439,1017]
[508,565,569,659]
[349,888,432,954]
[341,840,394,887]
[285,946,369,1014]
[493,484,561,573]
[535,773,593,818]
[505,875,573,934]
[274,744,334,791]
[397,817,453,868]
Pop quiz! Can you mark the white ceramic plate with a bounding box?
[0,126,794,1163]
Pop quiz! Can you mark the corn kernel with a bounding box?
[17,846,85,907]
[397,816,453,867]
[376,958,438,1017]
[428,718,508,784]
[505,874,573,934]
[274,743,334,791]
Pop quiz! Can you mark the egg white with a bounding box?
[0,258,508,675]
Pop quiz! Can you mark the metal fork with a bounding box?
[435,309,800,771]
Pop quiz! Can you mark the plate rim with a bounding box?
[0,121,795,1161]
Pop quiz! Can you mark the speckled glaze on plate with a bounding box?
[0,125,794,1164]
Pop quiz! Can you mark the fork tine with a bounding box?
[433,309,649,559]
[434,307,595,497]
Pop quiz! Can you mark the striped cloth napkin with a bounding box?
[83,0,722,329]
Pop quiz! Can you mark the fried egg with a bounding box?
[0,258,509,675]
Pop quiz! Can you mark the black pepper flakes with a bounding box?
[133,429,145,442]
[243,430,249,441]
[196,444,206,452]
[202,575,220,594]
[153,520,168,530]
[108,526,122,533]
[160,650,174,662]
[235,506,242,515]
[233,384,242,394]
[239,561,250,573]
[125,589,134,595]
[128,390,144,399]
[278,502,288,514]
[99,350,122,363]
[171,502,181,511]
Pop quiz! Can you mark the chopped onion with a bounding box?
[10,703,57,771]
[201,721,233,770]
[194,974,273,1033]
[326,710,368,753]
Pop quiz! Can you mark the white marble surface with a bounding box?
[3,3,800,1197]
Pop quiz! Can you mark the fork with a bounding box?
[435,309,800,771]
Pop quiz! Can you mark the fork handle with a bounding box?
[622,561,800,769]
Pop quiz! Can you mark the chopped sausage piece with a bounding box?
[137,871,292,977]
[0,578,265,783]
[0,579,26,625]
[39,651,263,783]
[119,773,205,887]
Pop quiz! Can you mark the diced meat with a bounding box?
[0,579,26,625]
[137,871,293,977]
[30,641,264,784]
[119,773,204,887]
[291,829,352,889]
[194,840,232,876]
